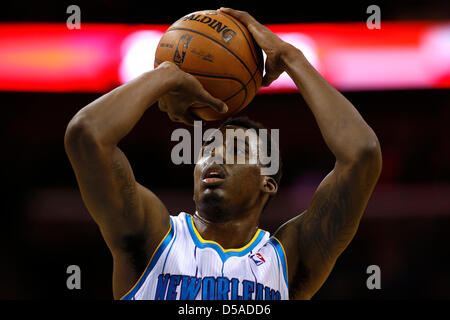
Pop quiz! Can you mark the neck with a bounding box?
[192,208,260,250]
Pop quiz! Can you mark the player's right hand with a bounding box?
[157,61,228,125]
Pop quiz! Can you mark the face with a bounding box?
[193,125,275,221]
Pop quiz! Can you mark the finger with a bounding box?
[181,110,201,126]
[158,99,168,112]
[218,8,257,27]
[262,60,283,87]
[195,89,228,114]
[167,111,182,123]
[219,8,273,50]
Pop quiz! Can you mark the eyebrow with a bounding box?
[202,136,251,153]
[202,126,257,151]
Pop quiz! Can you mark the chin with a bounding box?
[196,191,230,221]
[198,189,225,207]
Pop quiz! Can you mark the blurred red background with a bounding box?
[1,0,450,299]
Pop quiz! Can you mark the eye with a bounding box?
[227,139,246,156]
[204,136,214,146]
[235,144,245,155]
[202,137,215,153]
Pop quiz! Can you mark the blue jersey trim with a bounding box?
[161,228,177,274]
[185,214,266,263]
[268,237,289,291]
[120,217,175,300]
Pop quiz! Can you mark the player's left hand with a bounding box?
[218,7,298,87]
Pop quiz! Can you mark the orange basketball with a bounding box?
[154,9,263,121]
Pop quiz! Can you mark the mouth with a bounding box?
[202,164,227,186]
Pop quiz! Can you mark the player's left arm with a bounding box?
[275,48,382,299]
[219,8,382,299]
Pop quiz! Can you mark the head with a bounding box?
[193,117,282,223]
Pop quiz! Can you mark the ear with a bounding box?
[260,175,278,195]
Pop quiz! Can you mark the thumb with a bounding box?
[262,70,283,87]
[262,60,283,87]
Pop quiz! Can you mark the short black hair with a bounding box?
[218,116,283,211]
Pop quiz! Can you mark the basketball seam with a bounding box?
[224,66,260,108]
[189,72,247,109]
[166,27,253,80]
[216,12,259,92]
[154,60,248,111]
[154,61,258,113]
[156,53,259,91]
[154,60,246,101]
[200,15,263,99]
[217,12,263,73]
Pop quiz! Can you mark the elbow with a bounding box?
[337,131,382,177]
[64,113,100,156]
[353,136,382,178]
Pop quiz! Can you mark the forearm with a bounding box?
[69,64,176,146]
[282,47,380,164]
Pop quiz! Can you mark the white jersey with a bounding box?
[120,212,289,300]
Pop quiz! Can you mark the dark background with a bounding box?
[1,0,450,299]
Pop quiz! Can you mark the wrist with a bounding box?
[147,61,181,94]
[279,44,307,69]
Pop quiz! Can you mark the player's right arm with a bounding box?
[220,8,381,300]
[64,61,227,298]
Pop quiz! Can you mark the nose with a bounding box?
[197,142,226,165]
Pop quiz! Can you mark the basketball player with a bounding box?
[64,8,382,300]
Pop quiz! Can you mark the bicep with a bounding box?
[66,136,169,251]
[275,158,381,299]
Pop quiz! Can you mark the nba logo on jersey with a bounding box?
[250,253,266,266]
[121,212,289,300]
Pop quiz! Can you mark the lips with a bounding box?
[202,164,227,186]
